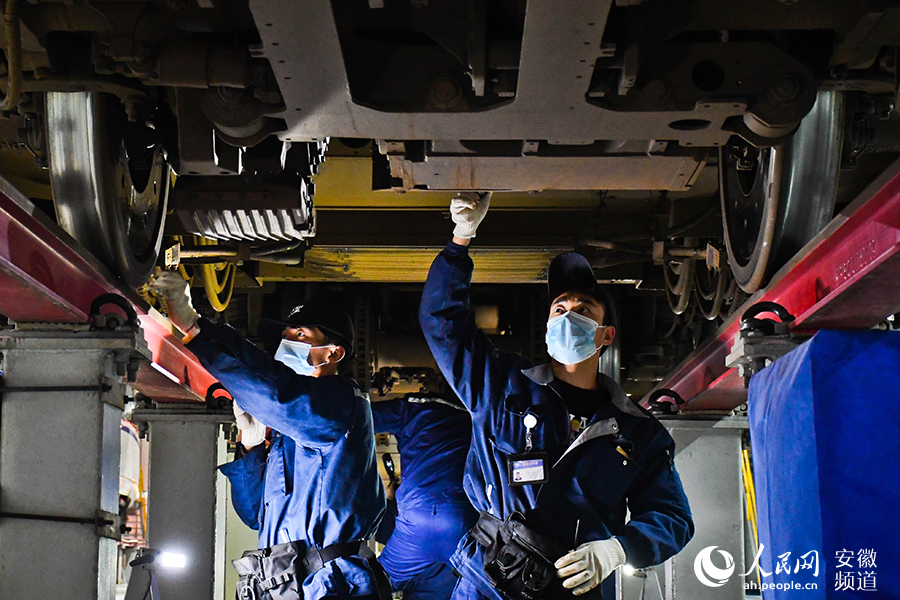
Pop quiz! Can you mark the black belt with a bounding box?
[234,540,392,600]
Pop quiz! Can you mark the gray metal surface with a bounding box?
[147,420,227,600]
[638,419,747,600]
[769,91,844,266]
[0,330,139,600]
[388,154,707,192]
[616,418,748,599]
[250,0,744,146]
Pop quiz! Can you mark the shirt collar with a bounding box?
[521,364,648,419]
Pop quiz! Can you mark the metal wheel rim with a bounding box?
[664,259,696,315]
[721,143,780,271]
[694,264,732,321]
[720,91,843,293]
[48,91,169,288]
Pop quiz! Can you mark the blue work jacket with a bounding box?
[188,318,386,600]
[371,397,472,508]
[419,243,694,600]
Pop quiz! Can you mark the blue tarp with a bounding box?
[749,330,900,599]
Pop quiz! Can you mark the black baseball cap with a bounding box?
[257,298,355,356]
[547,252,617,328]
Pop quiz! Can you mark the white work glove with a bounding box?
[555,538,626,596]
[450,191,491,238]
[233,402,267,449]
[147,271,199,334]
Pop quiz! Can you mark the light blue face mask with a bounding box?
[274,339,332,376]
[545,311,600,365]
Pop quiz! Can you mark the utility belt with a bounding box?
[469,511,566,600]
[232,540,392,600]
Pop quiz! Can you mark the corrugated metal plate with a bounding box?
[187,207,313,242]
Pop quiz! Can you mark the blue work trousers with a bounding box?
[379,501,476,600]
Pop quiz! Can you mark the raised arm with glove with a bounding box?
[450,191,491,245]
[147,270,199,335]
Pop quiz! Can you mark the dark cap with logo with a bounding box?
[547,252,617,328]
[257,298,355,355]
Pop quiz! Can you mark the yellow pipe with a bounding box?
[742,449,759,549]
[138,462,148,541]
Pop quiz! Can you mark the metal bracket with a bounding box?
[0,509,122,541]
[726,302,811,386]
[647,388,685,415]
[95,509,123,540]
[205,382,233,410]
[0,376,125,408]
[0,381,113,394]
[130,405,236,424]
[90,293,139,331]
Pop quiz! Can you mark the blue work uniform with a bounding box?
[371,397,478,600]
[419,243,694,600]
[187,317,386,600]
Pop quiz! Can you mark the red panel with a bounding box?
[0,181,223,403]
[137,312,224,402]
[646,160,900,411]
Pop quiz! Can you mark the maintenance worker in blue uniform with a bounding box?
[371,395,478,600]
[419,194,694,600]
[150,272,389,600]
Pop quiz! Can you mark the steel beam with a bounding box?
[646,159,900,410]
[0,177,223,403]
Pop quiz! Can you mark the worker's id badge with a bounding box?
[506,452,549,486]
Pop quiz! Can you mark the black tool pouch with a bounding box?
[232,541,305,600]
[471,511,566,600]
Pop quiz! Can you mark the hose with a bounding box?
[2,0,21,113]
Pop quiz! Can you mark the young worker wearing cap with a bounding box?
[149,272,389,600]
[419,194,694,600]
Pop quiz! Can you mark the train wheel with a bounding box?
[48,91,170,288]
[720,91,844,293]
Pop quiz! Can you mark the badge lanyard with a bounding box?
[507,413,549,486]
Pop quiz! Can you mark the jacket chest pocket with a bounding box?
[264,436,291,499]
[578,440,642,507]
[500,393,557,453]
